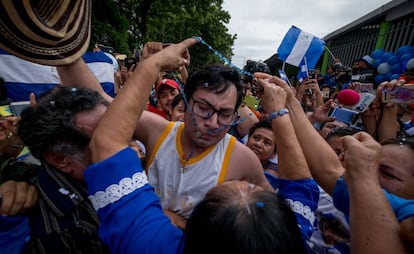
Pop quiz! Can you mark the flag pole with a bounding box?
[280,61,293,88]
[303,56,309,78]
[324,46,337,61]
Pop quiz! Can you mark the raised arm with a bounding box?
[342,132,409,254]
[255,73,343,195]
[256,77,310,180]
[90,38,196,161]
[56,58,114,102]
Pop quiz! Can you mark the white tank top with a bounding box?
[146,122,236,218]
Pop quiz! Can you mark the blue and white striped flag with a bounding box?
[278,69,292,87]
[277,26,325,69]
[297,64,308,83]
[0,49,115,101]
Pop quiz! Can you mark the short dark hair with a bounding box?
[325,126,361,140]
[184,182,307,254]
[248,119,272,137]
[18,86,109,159]
[171,93,186,111]
[184,64,243,112]
[248,119,276,152]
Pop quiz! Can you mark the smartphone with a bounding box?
[308,70,318,80]
[124,57,137,70]
[243,95,259,110]
[382,86,414,104]
[10,101,31,117]
[327,107,360,126]
[353,82,374,94]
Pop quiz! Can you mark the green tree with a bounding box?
[91,0,130,54]
[144,0,236,70]
[91,0,236,69]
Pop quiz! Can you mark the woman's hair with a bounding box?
[171,93,186,111]
[184,181,307,254]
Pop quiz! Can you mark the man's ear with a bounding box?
[43,152,71,173]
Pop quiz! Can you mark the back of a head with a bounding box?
[184,181,306,254]
[18,87,109,159]
[184,64,244,110]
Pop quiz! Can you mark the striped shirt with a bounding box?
[23,163,110,254]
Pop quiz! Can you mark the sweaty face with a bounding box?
[170,100,185,122]
[184,85,238,148]
[246,127,276,165]
[379,144,414,200]
[158,86,180,114]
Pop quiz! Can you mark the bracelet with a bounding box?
[268,108,289,122]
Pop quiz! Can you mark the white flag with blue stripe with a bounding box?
[297,64,308,83]
[0,49,115,101]
[277,26,325,69]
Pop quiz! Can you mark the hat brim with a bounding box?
[0,0,91,66]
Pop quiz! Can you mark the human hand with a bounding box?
[141,42,164,60]
[163,209,187,230]
[0,181,38,215]
[342,132,381,183]
[376,80,399,108]
[254,78,287,113]
[147,38,197,72]
[254,72,295,101]
[310,99,336,123]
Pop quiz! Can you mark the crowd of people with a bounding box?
[1,1,414,254]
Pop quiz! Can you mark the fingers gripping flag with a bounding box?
[277,26,325,69]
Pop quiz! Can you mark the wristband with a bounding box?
[268,108,289,122]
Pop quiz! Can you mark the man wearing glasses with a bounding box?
[136,63,273,228]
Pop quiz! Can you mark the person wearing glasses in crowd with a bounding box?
[135,63,273,228]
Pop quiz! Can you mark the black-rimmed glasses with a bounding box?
[191,98,239,126]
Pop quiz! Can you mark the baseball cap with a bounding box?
[156,79,180,97]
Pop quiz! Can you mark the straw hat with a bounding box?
[0,0,91,66]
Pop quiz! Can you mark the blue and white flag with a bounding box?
[0,49,115,101]
[277,26,325,69]
[297,64,308,83]
[278,69,292,87]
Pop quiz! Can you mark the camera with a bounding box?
[125,57,137,70]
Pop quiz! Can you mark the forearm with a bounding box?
[347,178,408,254]
[377,105,400,143]
[57,58,113,102]
[236,105,259,138]
[286,97,343,195]
[271,114,310,180]
[91,57,161,161]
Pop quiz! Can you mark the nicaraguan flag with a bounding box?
[0,49,115,101]
[277,26,325,69]
[278,69,293,87]
[297,64,308,83]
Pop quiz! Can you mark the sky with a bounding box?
[222,0,391,67]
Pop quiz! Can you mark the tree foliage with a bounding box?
[91,0,236,70]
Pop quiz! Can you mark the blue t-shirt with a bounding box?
[84,148,185,254]
[85,148,320,253]
[333,176,414,222]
